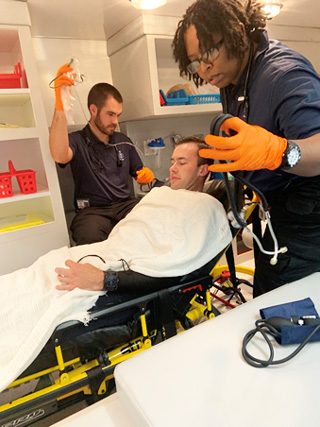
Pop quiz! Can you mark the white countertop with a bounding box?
[53,273,320,427]
[115,272,320,427]
[52,393,135,426]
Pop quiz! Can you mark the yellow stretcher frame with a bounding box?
[0,275,218,425]
[0,192,259,425]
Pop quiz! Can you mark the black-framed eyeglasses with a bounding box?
[187,39,224,75]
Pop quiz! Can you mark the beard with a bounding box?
[93,113,116,136]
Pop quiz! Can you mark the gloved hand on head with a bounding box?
[54,63,75,111]
[136,167,155,184]
[200,117,288,172]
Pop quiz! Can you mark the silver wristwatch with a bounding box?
[280,140,301,170]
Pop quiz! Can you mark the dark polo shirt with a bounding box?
[63,124,143,207]
[222,31,320,193]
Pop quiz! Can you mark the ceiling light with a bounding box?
[129,0,167,10]
[261,1,283,19]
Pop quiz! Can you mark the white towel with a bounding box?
[100,186,233,276]
[0,187,232,392]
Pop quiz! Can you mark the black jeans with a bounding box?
[70,198,139,245]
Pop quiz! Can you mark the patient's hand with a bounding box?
[55,260,104,291]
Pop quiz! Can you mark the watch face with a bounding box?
[288,146,301,166]
[104,270,119,291]
[280,141,301,170]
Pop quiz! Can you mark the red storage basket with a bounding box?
[0,172,13,198]
[15,169,37,194]
[0,161,37,198]
[0,63,22,89]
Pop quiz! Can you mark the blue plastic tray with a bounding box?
[188,93,220,104]
[160,89,188,105]
[160,89,220,106]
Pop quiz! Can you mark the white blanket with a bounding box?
[0,187,232,392]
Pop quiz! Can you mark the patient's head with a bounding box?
[170,137,213,191]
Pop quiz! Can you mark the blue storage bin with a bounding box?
[159,89,188,105]
[160,89,220,106]
[188,93,220,104]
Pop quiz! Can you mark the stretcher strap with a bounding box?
[225,245,237,287]
[86,365,106,400]
[157,289,177,339]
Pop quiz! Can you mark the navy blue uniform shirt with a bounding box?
[222,31,320,193]
[66,124,143,206]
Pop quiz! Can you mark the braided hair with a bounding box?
[172,0,267,87]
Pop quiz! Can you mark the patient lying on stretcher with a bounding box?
[54,137,231,293]
[0,138,232,393]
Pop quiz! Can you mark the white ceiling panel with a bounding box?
[8,0,320,41]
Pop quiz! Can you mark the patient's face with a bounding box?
[170,143,205,191]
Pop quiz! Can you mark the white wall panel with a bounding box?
[31,38,112,127]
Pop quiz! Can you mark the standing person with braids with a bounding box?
[173,0,320,297]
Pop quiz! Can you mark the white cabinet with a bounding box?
[0,17,69,275]
[110,33,222,122]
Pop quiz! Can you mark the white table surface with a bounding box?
[52,393,135,426]
[115,272,320,427]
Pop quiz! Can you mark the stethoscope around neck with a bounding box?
[211,42,288,266]
[81,128,124,171]
[237,48,251,122]
[222,44,253,123]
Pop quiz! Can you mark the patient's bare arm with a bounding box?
[55,260,104,291]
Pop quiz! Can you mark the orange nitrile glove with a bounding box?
[200,117,288,173]
[54,63,74,110]
[136,167,155,184]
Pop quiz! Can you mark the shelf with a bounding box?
[0,194,55,226]
[136,102,222,121]
[0,89,35,128]
[0,186,50,205]
[0,88,30,103]
[111,34,222,122]
[0,212,55,234]
[0,127,38,140]
[0,19,69,274]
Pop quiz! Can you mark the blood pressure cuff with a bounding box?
[260,298,320,345]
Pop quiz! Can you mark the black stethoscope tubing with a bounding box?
[81,129,123,171]
[221,43,254,123]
